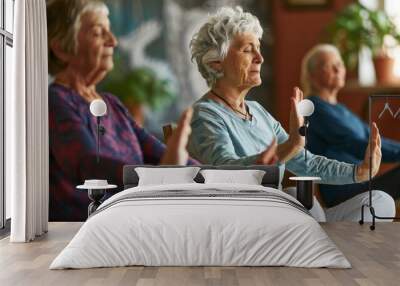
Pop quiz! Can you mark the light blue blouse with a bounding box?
[188,97,357,187]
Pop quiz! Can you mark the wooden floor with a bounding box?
[0,222,399,286]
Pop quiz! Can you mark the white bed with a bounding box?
[50,179,350,269]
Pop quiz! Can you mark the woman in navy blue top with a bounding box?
[302,44,400,208]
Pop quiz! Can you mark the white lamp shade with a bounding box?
[297,99,315,117]
[90,99,107,117]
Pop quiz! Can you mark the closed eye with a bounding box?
[243,44,261,53]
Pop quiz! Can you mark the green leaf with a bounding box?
[326,2,400,69]
[101,57,177,111]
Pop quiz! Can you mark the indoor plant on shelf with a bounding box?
[101,56,177,126]
[327,3,400,84]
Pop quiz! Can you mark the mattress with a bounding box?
[50,183,350,269]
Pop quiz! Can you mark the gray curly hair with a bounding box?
[301,44,343,96]
[190,6,263,87]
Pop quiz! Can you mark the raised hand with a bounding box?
[160,108,193,165]
[356,122,382,182]
[289,87,305,148]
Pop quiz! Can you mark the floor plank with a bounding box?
[0,222,399,286]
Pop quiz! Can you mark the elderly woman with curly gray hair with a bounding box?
[187,6,394,222]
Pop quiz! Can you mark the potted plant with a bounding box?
[101,56,177,126]
[327,3,400,84]
[368,8,400,84]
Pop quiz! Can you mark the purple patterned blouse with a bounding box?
[49,83,197,221]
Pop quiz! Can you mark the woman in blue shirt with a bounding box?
[301,44,400,208]
[188,7,394,221]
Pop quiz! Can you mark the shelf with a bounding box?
[343,80,400,94]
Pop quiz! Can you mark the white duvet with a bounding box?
[50,183,350,269]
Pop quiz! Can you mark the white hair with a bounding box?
[47,0,110,75]
[190,6,263,87]
[301,44,343,96]
[74,2,109,51]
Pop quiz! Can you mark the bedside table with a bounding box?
[77,180,117,217]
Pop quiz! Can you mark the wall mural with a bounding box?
[47,0,273,221]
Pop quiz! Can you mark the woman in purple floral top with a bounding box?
[47,0,197,221]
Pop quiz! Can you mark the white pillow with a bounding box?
[200,169,266,185]
[135,167,200,186]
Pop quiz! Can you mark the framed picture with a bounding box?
[285,0,332,10]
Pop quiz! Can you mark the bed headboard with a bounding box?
[123,165,280,189]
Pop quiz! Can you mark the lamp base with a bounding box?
[296,180,314,210]
[87,189,106,216]
[289,177,321,210]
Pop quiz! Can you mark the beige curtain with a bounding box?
[8,0,49,242]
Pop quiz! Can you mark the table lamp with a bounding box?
[289,99,320,210]
[89,99,107,163]
[297,99,314,164]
